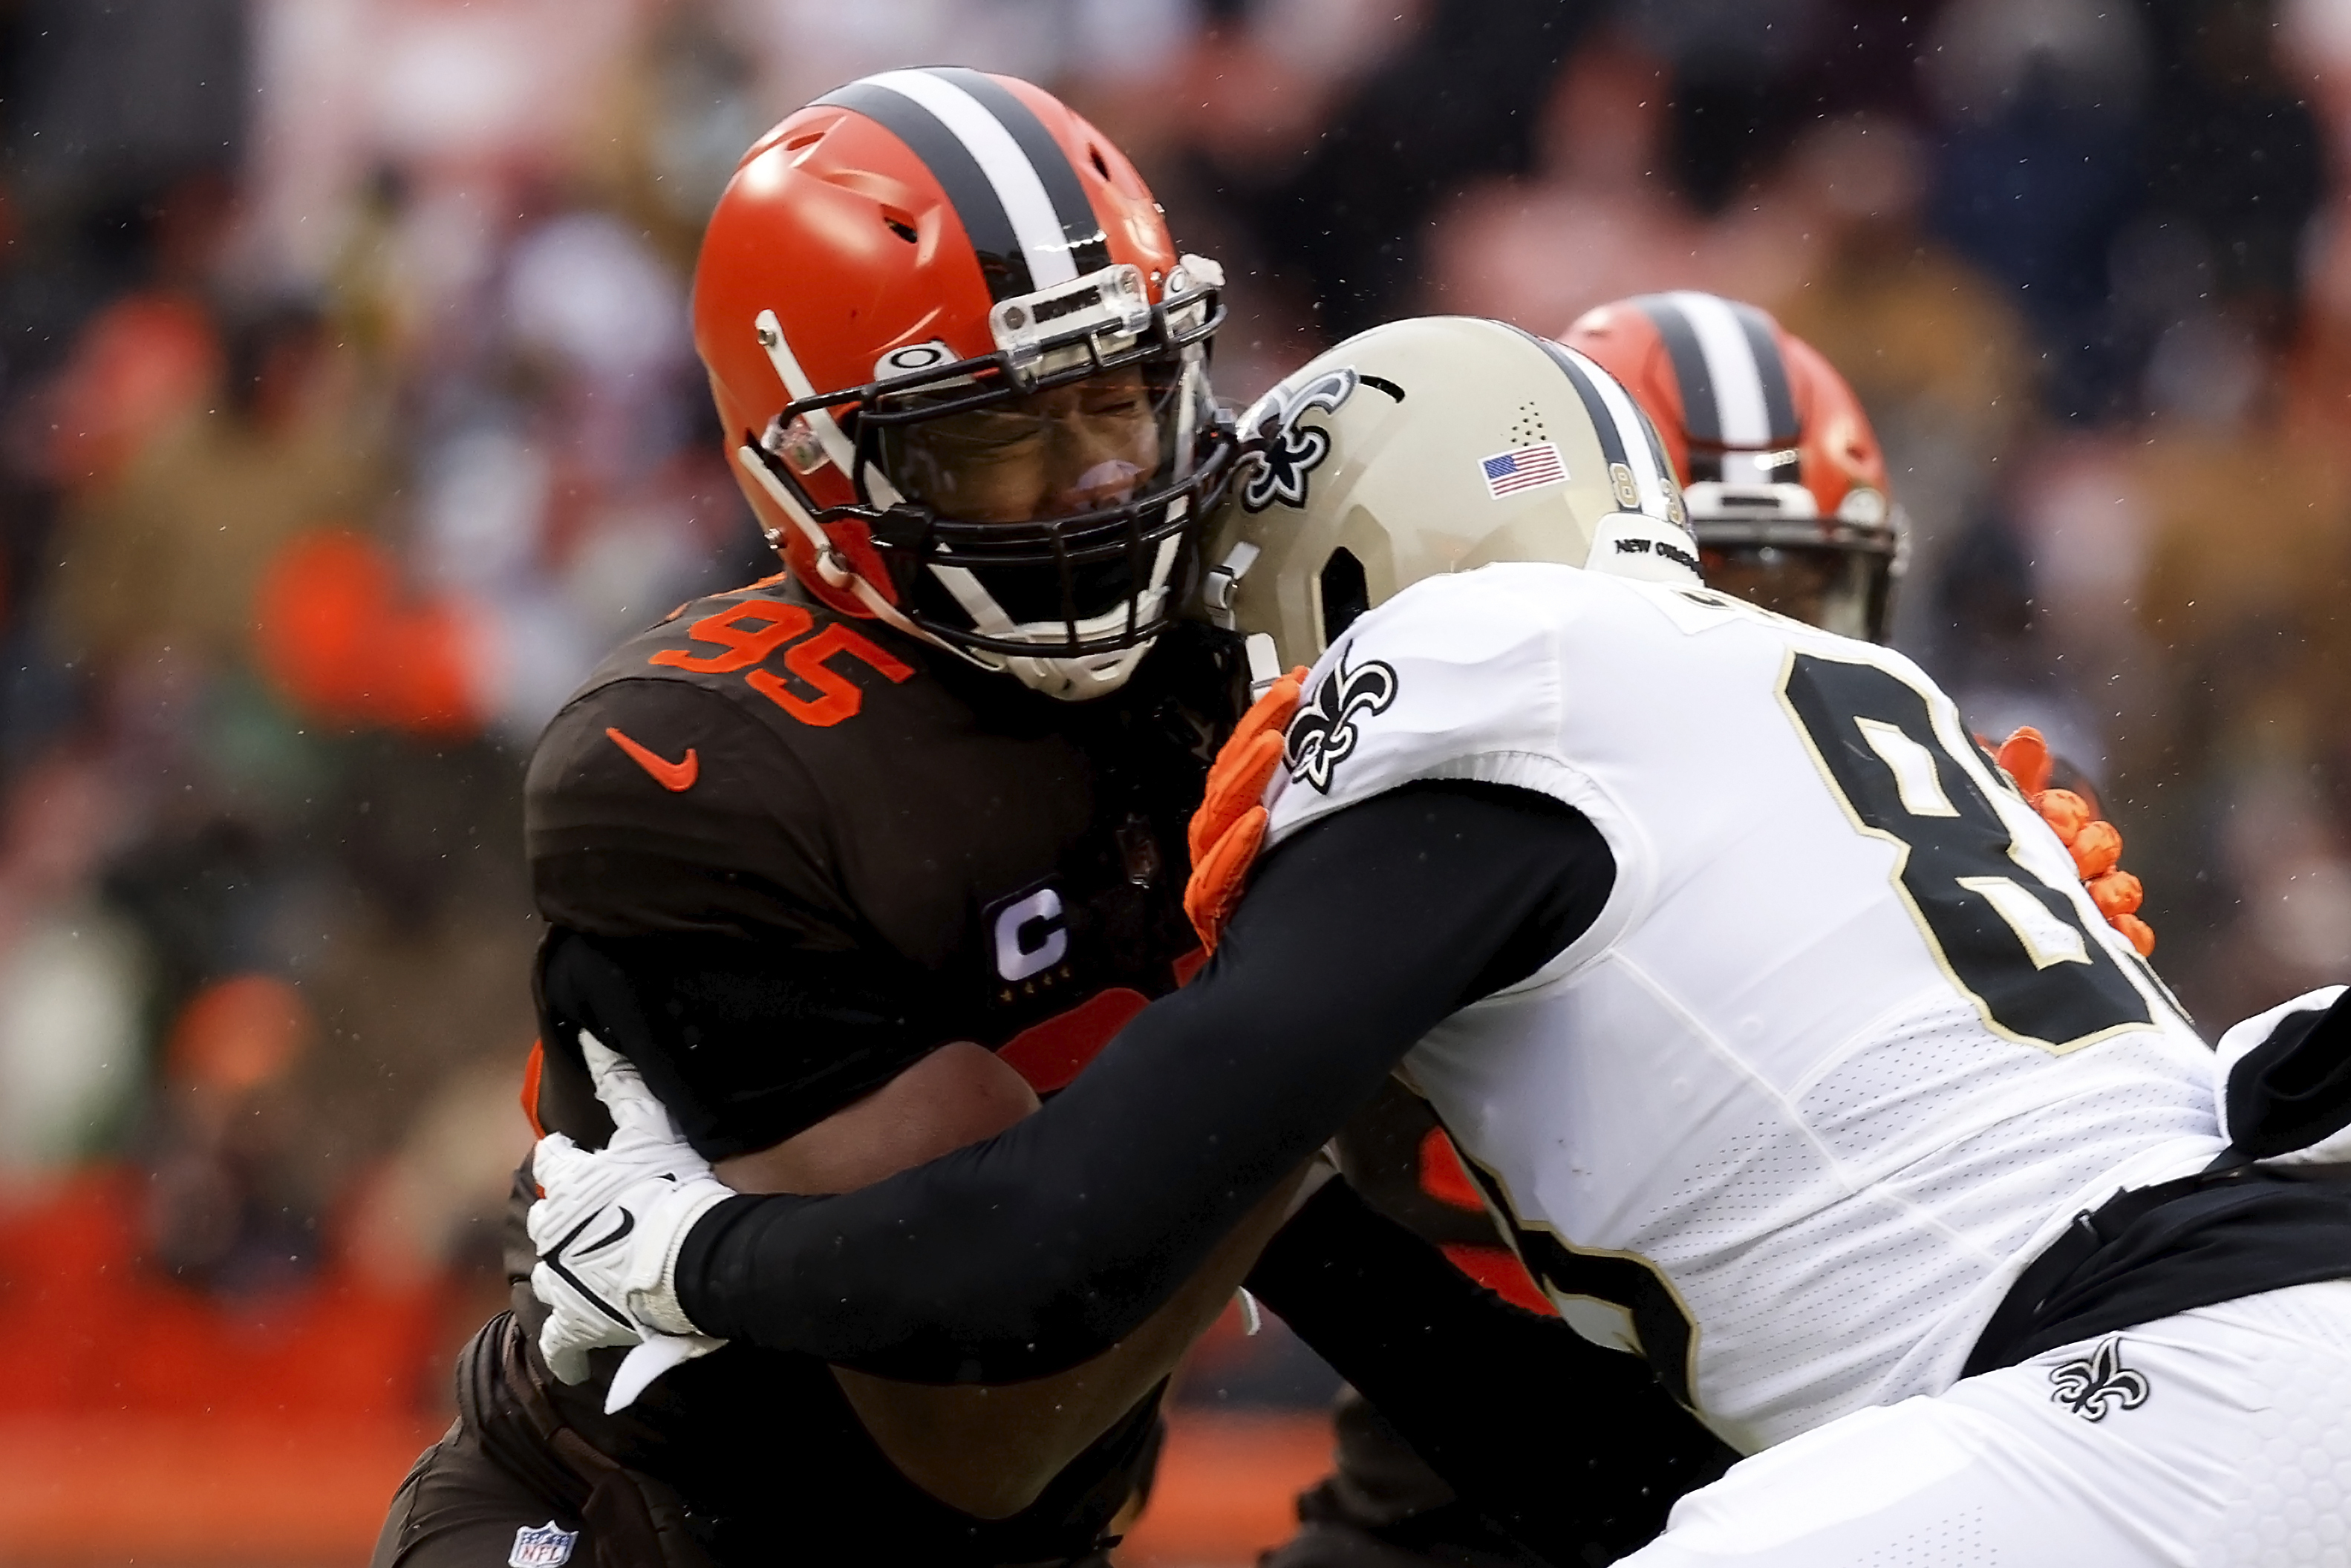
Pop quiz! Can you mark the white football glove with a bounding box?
[526,1031,734,1410]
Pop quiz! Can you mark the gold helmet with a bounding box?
[1198,316,1699,682]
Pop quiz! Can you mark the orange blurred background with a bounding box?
[4,0,2351,1562]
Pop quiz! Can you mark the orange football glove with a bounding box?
[1185,667,1309,951]
[1992,726,2155,957]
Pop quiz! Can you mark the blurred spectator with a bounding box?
[1923,0,2154,418]
[27,288,221,497]
[250,528,480,736]
[2139,0,2324,345]
[0,0,247,359]
[141,974,321,1293]
[0,752,144,1176]
[1772,117,2034,468]
[48,300,387,682]
[2110,363,2351,1020]
[1210,0,1601,340]
[2001,437,2161,772]
[1428,30,1714,329]
[345,1061,533,1293]
[1763,115,2036,661]
[1623,0,1830,214]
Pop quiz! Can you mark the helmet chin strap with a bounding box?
[740,310,994,666]
[1000,644,1155,702]
[734,442,946,648]
[736,441,1127,691]
[922,531,1181,701]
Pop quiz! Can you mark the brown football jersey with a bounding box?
[507,572,1230,1562]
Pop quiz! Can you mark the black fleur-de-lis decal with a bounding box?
[1239,368,1359,513]
[2048,1336,2151,1421]
[1285,655,1398,794]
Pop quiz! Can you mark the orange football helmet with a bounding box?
[1562,293,1905,641]
[694,69,1230,699]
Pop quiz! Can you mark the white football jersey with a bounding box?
[1263,562,2222,1454]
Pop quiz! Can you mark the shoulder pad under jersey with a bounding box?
[1263,564,1604,849]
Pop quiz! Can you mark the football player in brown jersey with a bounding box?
[371,69,1293,1568]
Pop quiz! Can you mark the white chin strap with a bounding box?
[925,526,1183,702]
[736,440,1175,701]
[1000,630,1162,702]
[734,442,932,636]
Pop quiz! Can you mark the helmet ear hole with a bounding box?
[1320,548,1371,645]
[1088,144,1111,181]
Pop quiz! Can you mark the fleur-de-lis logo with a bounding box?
[1239,368,1358,513]
[2048,1336,2151,1422]
[1285,655,1398,794]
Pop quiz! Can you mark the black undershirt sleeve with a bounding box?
[675,780,1616,1382]
[535,929,948,1161]
[1245,1177,1738,1565]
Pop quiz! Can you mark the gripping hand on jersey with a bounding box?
[1994,727,2156,957]
[527,1033,734,1409]
[1186,665,1310,950]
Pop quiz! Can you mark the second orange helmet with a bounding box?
[1562,292,1905,641]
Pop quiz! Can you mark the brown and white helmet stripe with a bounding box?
[1628,291,1801,487]
[814,68,1114,301]
[1560,291,1904,641]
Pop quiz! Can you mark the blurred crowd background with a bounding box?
[0,0,2348,1483]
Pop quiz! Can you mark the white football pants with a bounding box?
[1622,1280,2351,1567]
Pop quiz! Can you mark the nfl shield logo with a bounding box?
[510,1521,578,1567]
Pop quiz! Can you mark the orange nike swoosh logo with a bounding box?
[605,728,699,791]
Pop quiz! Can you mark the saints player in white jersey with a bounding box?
[522,317,2351,1567]
[1264,290,2161,1568]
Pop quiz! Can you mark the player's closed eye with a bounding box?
[927,414,1046,457]
[1079,390,1147,419]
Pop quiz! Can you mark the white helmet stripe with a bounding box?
[754,310,852,466]
[1551,341,1676,520]
[1666,290,1773,448]
[860,70,1081,290]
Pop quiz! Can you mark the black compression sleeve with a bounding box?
[675,780,1614,1382]
[1247,1179,1737,1564]
[536,928,945,1160]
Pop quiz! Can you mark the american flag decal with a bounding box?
[1479,442,1567,498]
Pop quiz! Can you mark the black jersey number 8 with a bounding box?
[1781,652,2153,1054]
[1456,1156,1704,1413]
